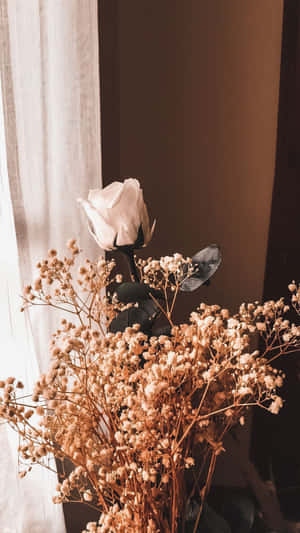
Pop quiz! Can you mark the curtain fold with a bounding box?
[0,76,66,533]
[0,1,102,531]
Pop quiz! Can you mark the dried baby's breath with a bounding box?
[2,243,300,533]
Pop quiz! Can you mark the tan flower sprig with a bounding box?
[1,243,300,533]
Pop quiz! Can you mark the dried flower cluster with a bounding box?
[136,254,195,324]
[21,240,122,334]
[1,243,300,533]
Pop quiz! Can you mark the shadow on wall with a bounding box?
[112,0,283,323]
[100,0,283,491]
[62,2,285,530]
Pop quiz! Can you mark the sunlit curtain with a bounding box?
[0,1,102,531]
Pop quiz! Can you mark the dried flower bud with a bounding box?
[83,490,93,502]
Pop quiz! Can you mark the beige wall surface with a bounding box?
[118,0,283,327]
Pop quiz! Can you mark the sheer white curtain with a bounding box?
[0,1,102,531]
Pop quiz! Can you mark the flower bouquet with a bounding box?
[1,179,300,533]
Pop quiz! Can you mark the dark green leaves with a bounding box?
[185,502,231,533]
[110,282,162,335]
[116,282,162,303]
[184,489,257,533]
[180,244,222,292]
[220,492,255,533]
[109,306,151,334]
[152,325,172,337]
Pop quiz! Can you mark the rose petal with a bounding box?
[149,219,156,242]
[78,199,116,250]
[140,201,150,244]
[88,182,123,210]
[80,179,154,249]
[107,179,141,243]
[116,223,137,247]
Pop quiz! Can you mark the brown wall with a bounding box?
[116,0,283,325]
[97,0,284,505]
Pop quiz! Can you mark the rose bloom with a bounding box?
[78,178,155,251]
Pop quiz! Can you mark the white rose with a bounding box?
[78,178,155,251]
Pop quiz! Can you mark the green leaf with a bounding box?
[221,492,255,533]
[180,244,222,292]
[185,502,231,533]
[116,282,162,303]
[109,307,150,334]
[109,298,160,335]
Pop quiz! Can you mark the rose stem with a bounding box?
[123,249,140,283]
